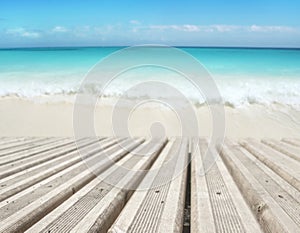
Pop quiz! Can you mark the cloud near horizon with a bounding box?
[129,20,141,25]
[5,28,41,38]
[146,24,297,33]
[51,26,68,33]
[2,23,300,47]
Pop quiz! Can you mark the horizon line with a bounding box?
[0,45,300,50]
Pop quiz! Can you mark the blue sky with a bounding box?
[0,0,300,47]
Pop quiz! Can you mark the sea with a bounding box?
[0,46,300,108]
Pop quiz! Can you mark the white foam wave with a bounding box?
[0,72,300,109]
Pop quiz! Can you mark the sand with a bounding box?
[0,96,299,139]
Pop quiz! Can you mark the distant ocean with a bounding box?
[0,47,300,108]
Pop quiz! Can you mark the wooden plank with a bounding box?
[191,138,216,233]
[0,138,61,154]
[26,139,166,233]
[191,139,261,233]
[0,138,74,165]
[0,137,29,146]
[0,138,119,201]
[240,139,300,192]
[262,139,300,162]
[109,138,188,233]
[220,142,300,232]
[0,138,143,233]
[0,137,299,232]
[236,144,300,226]
[282,138,300,147]
[0,138,102,179]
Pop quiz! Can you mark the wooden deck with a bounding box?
[0,137,299,232]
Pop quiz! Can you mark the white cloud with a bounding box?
[130,20,141,25]
[147,24,299,34]
[6,28,41,38]
[52,26,68,32]
[211,25,241,32]
[21,32,40,38]
[181,24,200,32]
[149,25,184,31]
[148,24,240,32]
[249,25,295,32]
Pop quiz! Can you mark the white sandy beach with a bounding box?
[0,96,299,139]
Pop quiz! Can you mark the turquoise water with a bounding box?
[0,47,300,106]
[185,47,300,78]
[1,47,300,78]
